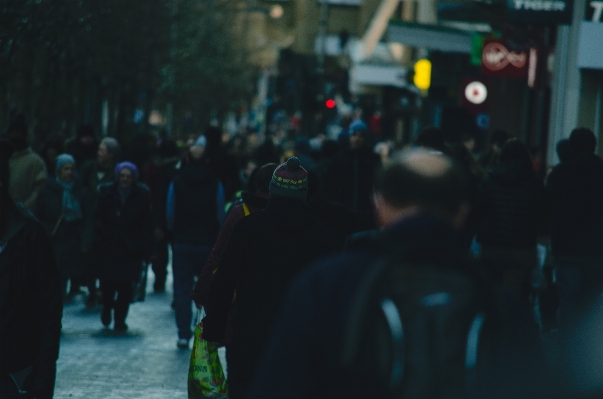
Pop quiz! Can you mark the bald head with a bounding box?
[374,149,466,225]
[399,149,452,177]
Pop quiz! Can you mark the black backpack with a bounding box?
[341,254,487,399]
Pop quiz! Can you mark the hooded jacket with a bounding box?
[475,160,547,248]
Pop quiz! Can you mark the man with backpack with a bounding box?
[248,149,549,399]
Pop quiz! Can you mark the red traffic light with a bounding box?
[325,99,336,109]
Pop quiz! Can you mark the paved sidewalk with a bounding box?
[54,268,223,398]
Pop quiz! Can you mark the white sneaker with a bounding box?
[177,338,189,349]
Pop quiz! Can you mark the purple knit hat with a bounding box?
[115,161,139,180]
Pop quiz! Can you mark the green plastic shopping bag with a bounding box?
[188,319,229,399]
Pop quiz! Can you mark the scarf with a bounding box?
[56,177,83,222]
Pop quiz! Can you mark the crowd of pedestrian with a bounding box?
[2,110,603,398]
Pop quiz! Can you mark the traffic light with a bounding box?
[413,59,432,90]
[325,99,336,109]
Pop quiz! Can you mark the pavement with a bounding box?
[54,266,226,399]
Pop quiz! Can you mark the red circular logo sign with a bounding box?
[482,42,527,72]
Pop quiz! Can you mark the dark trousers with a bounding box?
[100,280,134,326]
[172,243,211,340]
[152,237,170,291]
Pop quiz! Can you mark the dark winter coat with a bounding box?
[65,138,98,170]
[79,160,115,194]
[35,178,94,283]
[475,160,547,248]
[247,213,549,399]
[172,163,221,246]
[35,178,94,272]
[0,203,62,399]
[546,154,603,258]
[192,192,270,308]
[192,192,270,346]
[203,196,337,397]
[320,146,381,212]
[95,182,153,282]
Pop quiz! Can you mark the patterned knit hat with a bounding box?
[269,157,308,200]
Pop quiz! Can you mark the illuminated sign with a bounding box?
[506,0,573,24]
[481,39,528,79]
[586,1,603,21]
[465,81,488,105]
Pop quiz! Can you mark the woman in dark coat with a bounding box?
[35,154,94,299]
[96,162,153,331]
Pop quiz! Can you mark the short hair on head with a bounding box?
[100,137,120,155]
[374,149,466,216]
[569,127,597,155]
[77,124,95,139]
[255,163,278,194]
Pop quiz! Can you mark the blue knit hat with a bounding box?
[56,153,76,172]
[115,161,139,180]
[349,120,368,133]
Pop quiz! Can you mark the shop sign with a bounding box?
[577,2,603,68]
[481,39,528,78]
[461,78,489,114]
[586,1,603,22]
[506,0,573,24]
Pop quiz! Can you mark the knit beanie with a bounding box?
[115,161,139,180]
[56,153,76,172]
[349,120,368,133]
[269,157,308,200]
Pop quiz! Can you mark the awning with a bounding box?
[387,21,473,54]
[349,63,408,93]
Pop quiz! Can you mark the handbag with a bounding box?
[188,308,229,399]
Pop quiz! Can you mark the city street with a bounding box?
[54,268,224,399]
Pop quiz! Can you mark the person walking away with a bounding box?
[96,162,153,331]
[192,163,277,346]
[5,115,47,210]
[35,154,94,301]
[547,128,603,339]
[474,139,547,304]
[320,120,381,212]
[166,136,225,349]
[147,139,181,293]
[0,138,63,399]
[79,137,121,306]
[203,157,337,399]
[248,149,550,399]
